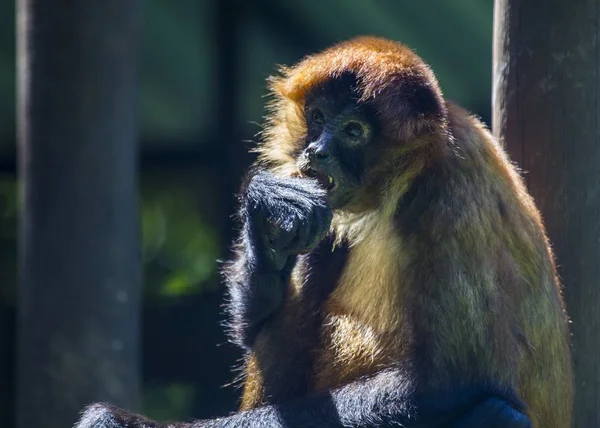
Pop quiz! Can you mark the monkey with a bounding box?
[76,36,573,428]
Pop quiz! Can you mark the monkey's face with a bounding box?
[297,90,378,210]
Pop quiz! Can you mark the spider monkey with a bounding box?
[76,36,573,428]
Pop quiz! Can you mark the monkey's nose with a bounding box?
[306,142,330,163]
[314,149,329,161]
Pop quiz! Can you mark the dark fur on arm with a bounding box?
[223,169,332,349]
[223,227,292,349]
[77,371,530,428]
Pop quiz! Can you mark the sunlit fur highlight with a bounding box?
[242,36,573,428]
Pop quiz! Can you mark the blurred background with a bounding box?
[0,0,496,426]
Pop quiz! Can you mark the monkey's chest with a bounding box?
[311,229,410,391]
[312,312,408,391]
[241,306,406,410]
[241,229,408,408]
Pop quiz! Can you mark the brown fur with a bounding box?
[241,36,573,427]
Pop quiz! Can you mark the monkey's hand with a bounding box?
[223,170,333,348]
[245,170,333,271]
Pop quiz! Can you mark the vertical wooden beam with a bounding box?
[16,1,141,427]
[493,1,600,426]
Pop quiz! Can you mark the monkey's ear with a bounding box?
[401,78,446,121]
[372,75,448,142]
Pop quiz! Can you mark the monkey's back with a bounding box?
[440,103,573,427]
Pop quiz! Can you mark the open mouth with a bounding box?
[305,169,336,191]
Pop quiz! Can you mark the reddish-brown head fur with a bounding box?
[257,36,448,176]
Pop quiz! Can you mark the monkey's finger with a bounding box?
[304,214,323,251]
[275,224,299,252]
[262,230,292,271]
[270,250,290,271]
[290,216,312,253]
[308,207,332,249]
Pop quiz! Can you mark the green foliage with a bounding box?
[141,181,220,299]
[0,174,221,304]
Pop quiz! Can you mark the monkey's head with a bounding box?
[259,36,449,212]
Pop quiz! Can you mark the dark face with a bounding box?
[297,86,378,209]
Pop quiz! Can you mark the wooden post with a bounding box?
[16,1,141,427]
[493,1,600,426]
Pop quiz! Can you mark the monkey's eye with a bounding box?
[310,109,325,125]
[344,122,364,138]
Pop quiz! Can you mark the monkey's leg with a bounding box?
[76,371,530,428]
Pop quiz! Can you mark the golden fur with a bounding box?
[240,36,573,428]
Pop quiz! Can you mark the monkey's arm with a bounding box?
[224,225,292,349]
[224,170,332,348]
[77,370,530,428]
